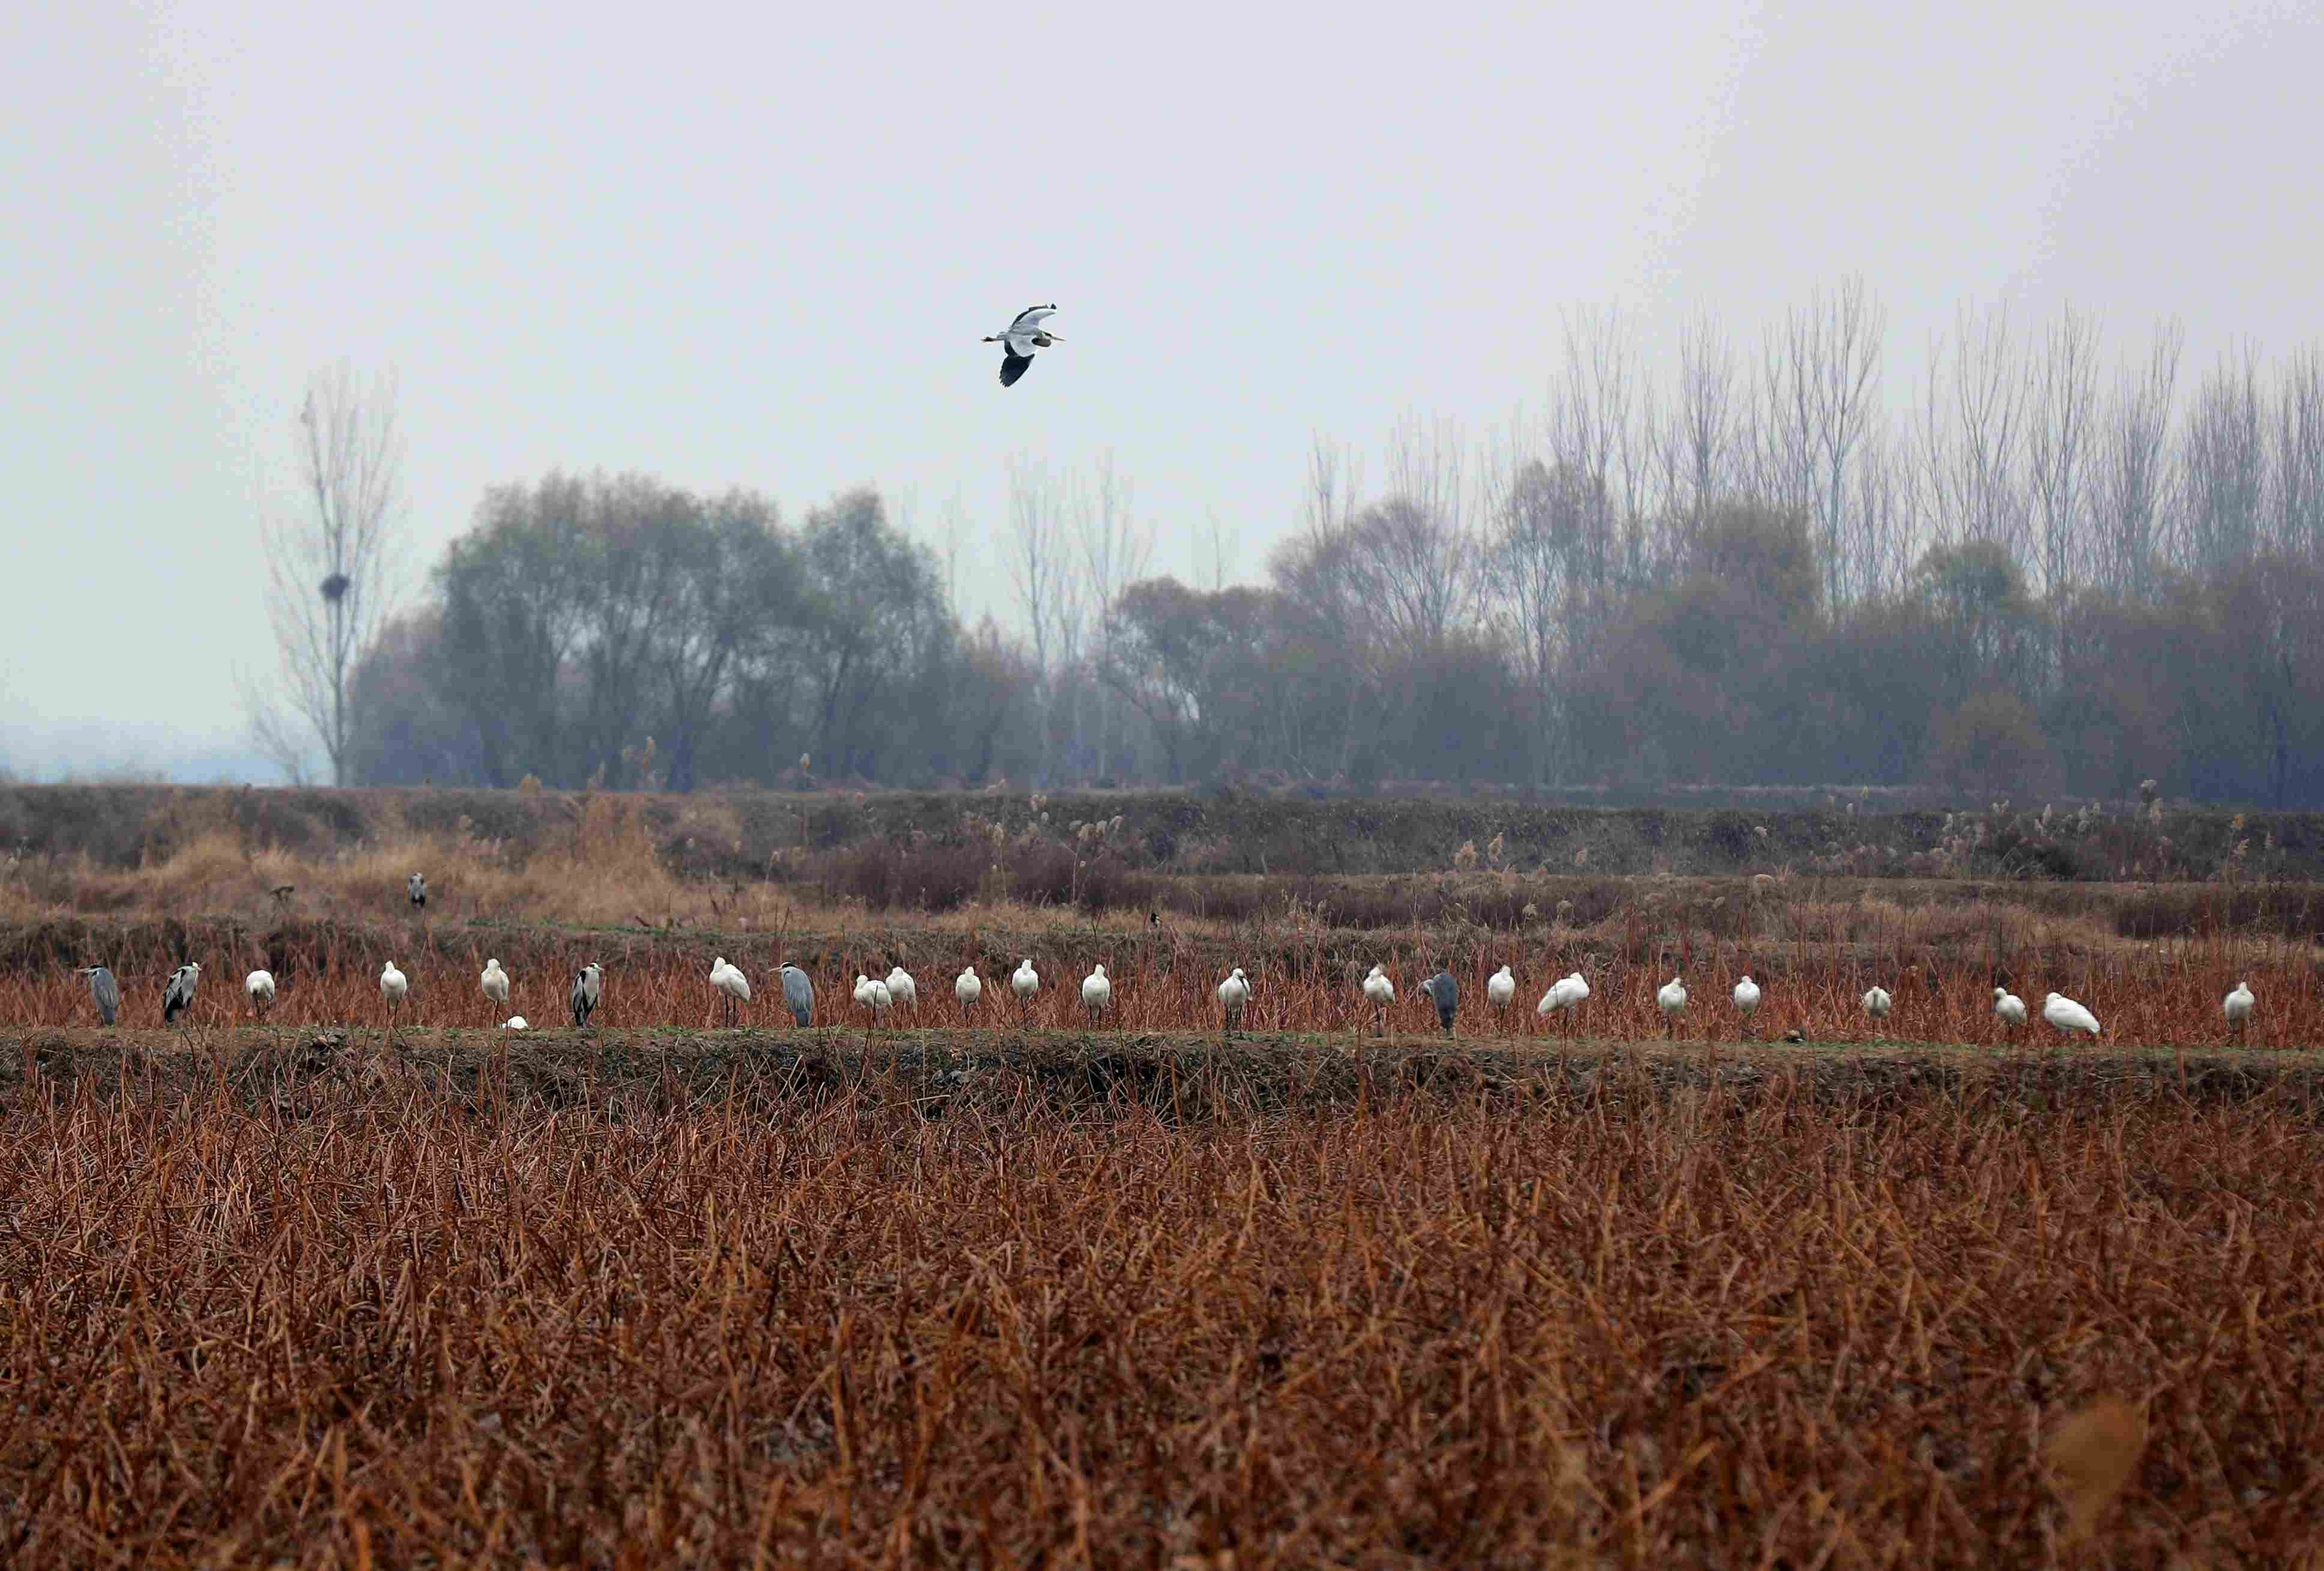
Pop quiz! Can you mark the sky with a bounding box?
[3,0,2319,782]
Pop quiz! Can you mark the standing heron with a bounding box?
[2224,979,2255,1039]
[481,958,511,1014]
[886,965,917,1014]
[779,964,815,1028]
[572,962,604,1028]
[408,873,428,912]
[1081,963,1111,1021]
[1217,967,1249,1035]
[1419,971,1459,1037]
[982,303,1064,387]
[79,965,121,1027]
[246,969,277,1017]
[162,963,201,1025]
[1361,964,1395,1035]
[1486,965,1516,1021]
[955,965,983,1020]
[380,961,409,1026]
[710,956,751,1026]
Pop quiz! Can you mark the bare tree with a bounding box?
[1199,506,1234,590]
[2177,341,2265,577]
[246,362,408,784]
[1074,451,1155,779]
[2091,321,2184,603]
[2026,305,2101,601]
[1663,313,1738,540]
[1762,279,1885,606]
[2271,345,2324,558]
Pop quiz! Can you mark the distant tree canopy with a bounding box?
[346,297,2324,807]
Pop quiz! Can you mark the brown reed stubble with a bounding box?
[1,1068,2317,1564]
[7,931,2321,1051]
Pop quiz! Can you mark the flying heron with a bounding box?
[983,303,1064,387]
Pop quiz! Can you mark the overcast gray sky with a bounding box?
[4,0,2319,781]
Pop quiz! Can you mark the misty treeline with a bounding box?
[348,282,2324,805]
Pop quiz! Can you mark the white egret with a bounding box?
[246,969,276,1016]
[1486,964,1516,1017]
[503,1016,528,1030]
[380,960,409,1025]
[711,956,751,1025]
[1537,972,1589,1027]
[1081,963,1112,1020]
[955,965,983,1019]
[2043,991,2101,1037]
[1217,967,1250,1034]
[2224,979,2255,1035]
[1012,958,1040,1020]
[1862,985,1892,1032]
[1993,987,2027,1028]
[1732,975,1761,1035]
[481,957,510,1011]
[1657,976,1688,1033]
[1361,964,1395,1035]
[886,965,917,1013]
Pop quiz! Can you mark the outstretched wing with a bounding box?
[999,350,1034,387]
[1010,303,1056,333]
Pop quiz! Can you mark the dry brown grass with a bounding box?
[0,1056,2317,1564]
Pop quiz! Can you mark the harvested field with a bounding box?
[0,1032,2319,1564]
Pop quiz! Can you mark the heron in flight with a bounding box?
[983,303,1063,387]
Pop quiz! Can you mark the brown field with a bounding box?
[4,786,2324,1563]
[0,1033,2320,1564]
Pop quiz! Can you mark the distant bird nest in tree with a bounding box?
[319,572,351,603]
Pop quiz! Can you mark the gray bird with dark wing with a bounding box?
[79,965,121,1026]
[982,303,1064,387]
[408,873,428,910]
[162,961,201,1025]
[1419,970,1459,1037]
[570,961,603,1028]
[779,964,814,1028]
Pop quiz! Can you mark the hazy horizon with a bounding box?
[6,0,2321,784]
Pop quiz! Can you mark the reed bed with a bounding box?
[0,1065,2316,1564]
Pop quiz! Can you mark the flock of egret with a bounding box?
[68,949,2262,1046]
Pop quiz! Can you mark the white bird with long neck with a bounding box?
[886,966,917,1013]
[1993,987,2027,1028]
[380,960,409,1026]
[1217,967,1250,1034]
[955,965,983,1018]
[1011,958,1040,1020]
[1361,964,1395,1035]
[710,956,751,1025]
[481,957,510,1010]
[1657,976,1688,1034]
[1732,975,1761,1035]
[1486,964,1516,1016]
[1081,963,1111,1020]
[1537,972,1588,1025]
[246,969,276,1016]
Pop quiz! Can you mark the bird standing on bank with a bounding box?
[380,960,408,1025]
[1537,971,1589,1026]
[1420,971,1459,1037]
[710,956,751,1025]
[1486,964,1516,1018]
[246,969,276,1016]
[79,964,120,1027]
[2224,979,2255,1037]
[1082,963,1112,1020]
[1012,958,1040,1020]
[1217,967,1250,1035]
[1732,975,1762,1036]
[984,303,1064,387]
[780,964,815,1028]
[886,965,917,1014]
[163,962,201,1025]
[572,962,604,1028]
[1862,985,1891,1036]
[482,957,510,1013]
[955,965,983,1019]
[1361,964,1396,1035]
[408,873,427,911]
[1657,976,1688,1034]
[1994,987,2027,1029]
[2043,991,2101,1037]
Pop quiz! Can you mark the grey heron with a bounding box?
[779,964,814,1028]
[982,304,1063,387]
[2043,992,2101,1037]
[79,965,120,1026]
[710,956,751,1026]
[1217,967,1248,1035]
[408,873,427,910]
[246,969,277,1016]
[482,958,510,1013]
[1081,963,1111,1021]
[1419,971,1459,1037]
[572,963,604,1028]
[162,963,201,1025]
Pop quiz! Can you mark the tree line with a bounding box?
[324,283,2324,804]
